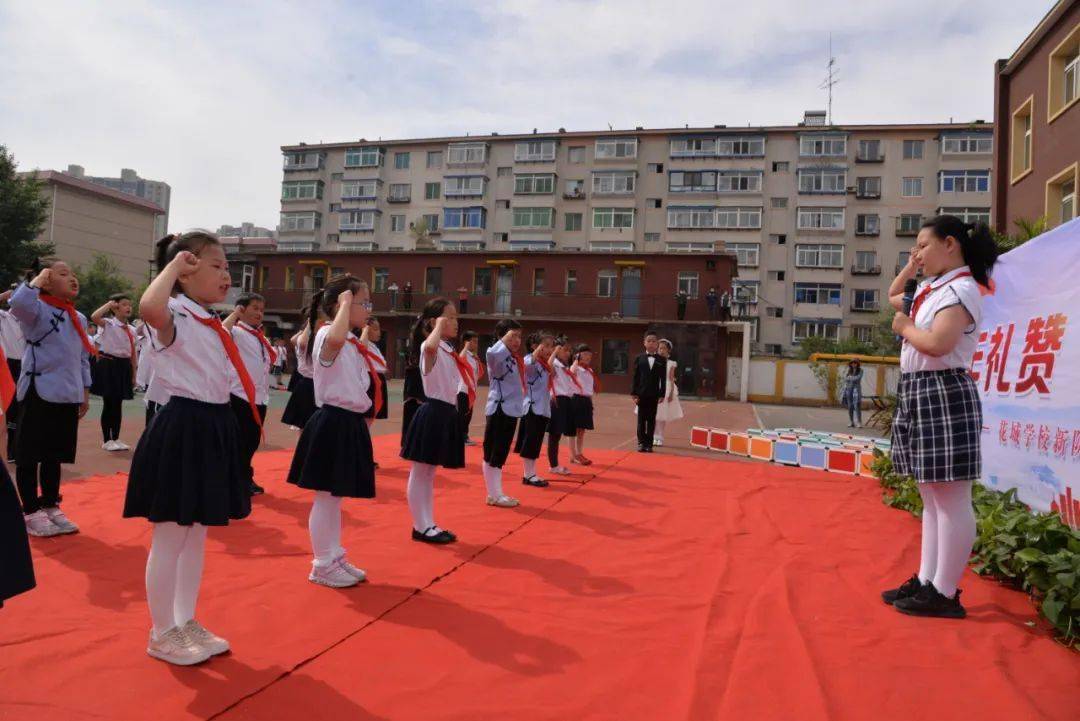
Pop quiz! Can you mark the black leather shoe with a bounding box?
[522,475,549,487]
[249,482,265,496]
[412,527,456,544]
[881,574,923,605]
[637,446,647,453]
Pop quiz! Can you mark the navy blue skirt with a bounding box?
[400,399,465,469]
[0,462,35,607]
[90,354,134,400]
[548,395,577,436]
[571,395,594,430]
[281,375,316,427]
[514,410,549,460]
[288,404,376,498]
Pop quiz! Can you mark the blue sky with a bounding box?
[0,0,1053,231]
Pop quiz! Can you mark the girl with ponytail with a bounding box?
[286,275,377,589]
[881,215,999,621]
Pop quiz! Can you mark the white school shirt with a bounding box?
[551,358,577,398]
[573,365,596,397]
[228,320,272,406]
[456,349,480,395]
[312,325,371,414]
[141,325,172,406]
[98,316,136,358]
[900,265,984,374]
[154,294,233,404]
[0,309,26,359]
[421,339,464,405]
[294,336,314,379]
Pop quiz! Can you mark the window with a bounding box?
[1011,96,1034,181]
[854,250,877,272]
[902,139,924,159]
[283,151,321,170]
[727,242,760,267]
[512,207,554,229]
[856,176,881,198]
[716,136,765,157]
[566,270,577,294]
[422,213,440,232]
[896,214,922,235]
[898,251,911,271]
[771,197,788,208]
[852,289,879,310]
[425,182,441,200]
[342,179,378,199]
[647,162,664,174]
[388,183,411,201]
[595,138,637,159]
[669,171,717,193]
[565,212,583,231]
[856,214,880,235]
[444,175,486,197]
[515,140,556,162]
[514,173,555,194]
[568,146,586,163]
[768,271,786,283]
[772,161,790,172]
[285,266,296,289]
[526,268,543,295]
[345,147,383,167]
[443,207,486,229]
[666,206,713,229]
[939,170,990,193]
[799,134,847,156]
[424,267,442,294]
[1049,27,1080,121]
[280,211,321,232]
[795,244,843,268]
[794,283,842,305]
[645,232,661,244]
[447,142,487,165]
[390,215,405,232]
[714,206,761,229]
[797,207,844,230]
[765,343,783,355]
[857,139,882,161]
[427,151,442,168]
[394,152,410,169]
[852,325,874,343]
[1045,163,1078,228]
[474,267,492,295]
[771,233,787,244]
[902,177,923,197]
[592,171,636,194]
[597,270,617,297]
[258,266,269,290]
[798,167,847,193]
[593,207,635,229]
[670,137,717,157]
[373,268,389,293]
[281,180,323,200]
[793,321,839,343]
[717,171,763,192]
[666,241,715,253]
[941,134,992,154]
[733,281,759,304]
[939,207,991,225]
[340,210,376,231]
[677,271,700,298]
[310,266,326,290]
[601,339,629,374]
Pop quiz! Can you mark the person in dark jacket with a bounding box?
[630,330,666,453]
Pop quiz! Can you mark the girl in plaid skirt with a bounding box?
[881,215,998,620]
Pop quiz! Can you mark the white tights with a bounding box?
[407,462,437,532]
[308,491,344,567]
[481,461,503,499]
[655,420,667,440]
[145,522,208,636]
[917,481,977,597]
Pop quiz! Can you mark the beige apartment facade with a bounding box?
[278,112,994,354]
[25,171,163,287]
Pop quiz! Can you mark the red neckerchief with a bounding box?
[348,338,384,417]
[910,270,974,321]
[190,313,262,430]
[534,356,556,397]
[444,346,477,409]
[238,322,274,363]
[583,365,601,394]
[465,350,484,382]
[40,294,97,357]
[561,364,584,394]
[116,320,136,360]
[512,353,527,395]
[0,345,15,414]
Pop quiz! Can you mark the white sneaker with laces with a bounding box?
[24,510,63,537]
[147,626,212,666]
[43,507,79,535]
[309,559,359,588]
[182,619,230,656]
[486,495,520,508]
[334,555,367,582]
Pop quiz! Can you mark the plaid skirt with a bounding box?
[891,369,982,483]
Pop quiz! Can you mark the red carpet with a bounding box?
[0,436,1077,721]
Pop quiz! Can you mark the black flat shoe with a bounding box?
[249,482,265,496]
[893,583,966,619]
[881,574,923,605]
[522,475,549,488]
[637,446,647,453]
[411,527,456,544]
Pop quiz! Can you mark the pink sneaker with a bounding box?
[308,559,359,588]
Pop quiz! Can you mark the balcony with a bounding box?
[851,265,882,276]
[276,241,319,252]
[562,190,586,200]
[387,194,411,204]
[855,227,880,237]
[855,190,881,200]
[851,302,881,313]
[855,153,884,163]
[896,224,920,237]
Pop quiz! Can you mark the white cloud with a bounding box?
[0,0,1050,231]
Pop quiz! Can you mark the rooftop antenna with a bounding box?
[607,123,613,131]
[819,34,839,124]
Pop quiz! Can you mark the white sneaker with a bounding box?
[43,507,79,535]
[486,495,520,508]
[308,559,359,588]
[182,619,230,656]
[550,466,572,476]
[147,626,212,666]
[113,440,130,451]
[653,437,664,447]
[24,510,63,537]
[102,440,114,450]
[334,555,367,582]
[105,440,124,452]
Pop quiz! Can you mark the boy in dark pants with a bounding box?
[631,331,665,453]
[224,293,272,496]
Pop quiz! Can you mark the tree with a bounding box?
[0,146,52,286]
[410,217,435,250]
[73,253,135,318]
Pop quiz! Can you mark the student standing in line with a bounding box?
[570,343,598,466]
[546,336,578,476]
[223,293,273,496]
[456,330,482,446]
[0,286,26,461]
[480,320,525,509]
[281,312,319,430]
[630,331,665,453]
[515,329,556,488]
[90,293,138,451]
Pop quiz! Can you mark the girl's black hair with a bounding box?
[109,292,130,303]
[408,297,453,366]
[921,215,999,287]
[525,329,555,353]
[304,274,367,362]
[154,230,222,294]
[494,318,522,338]
[573,343,592,356]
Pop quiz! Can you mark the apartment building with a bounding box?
[994,0,1079,234]
[65,165,171,239]
[278,112,994,354]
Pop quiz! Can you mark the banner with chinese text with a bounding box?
[972,217,1080,528]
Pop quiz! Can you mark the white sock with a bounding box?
[146,522,189,636]
[173,523,207,626]
[929,481,977,597]
[407,463,437,532]
[482,461,503,498]
[523,458,537,478]
[917,484,939,585]
[309,491,343,566]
